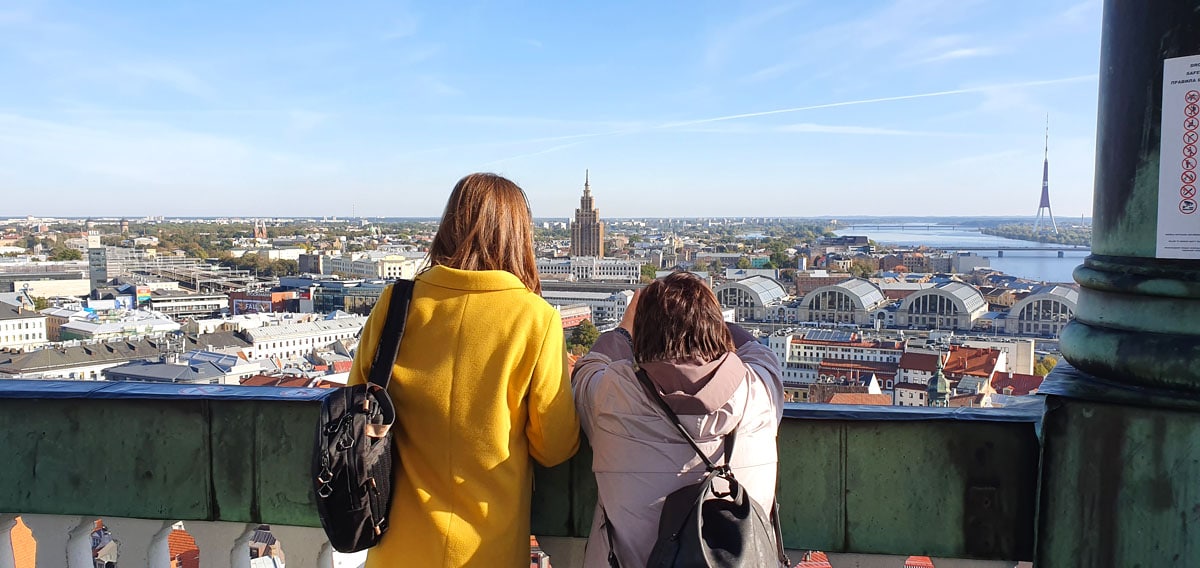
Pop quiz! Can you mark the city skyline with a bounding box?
[1,1,1102,218]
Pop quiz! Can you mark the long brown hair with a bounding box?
[633,272,734,364]
[427,173,541,293]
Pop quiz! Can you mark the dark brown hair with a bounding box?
[633,272,734,364]
[426,173,541,293]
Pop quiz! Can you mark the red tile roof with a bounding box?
[816,360,899,383]
[991,372,1044,396]
[906,556,935,568]
[828,393,893,406]
[898,352,939,372]
[168,529,199,568]
[900,346,1000,379]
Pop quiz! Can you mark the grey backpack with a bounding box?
[602,369,789,567]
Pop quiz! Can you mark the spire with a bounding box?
[584,169,590,195]
[928,352,952,407]
[1034,115,1059,235]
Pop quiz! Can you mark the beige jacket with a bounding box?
[571,327,785,567]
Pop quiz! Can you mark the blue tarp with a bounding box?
[783,400,1044,423]
[0,379,332,401]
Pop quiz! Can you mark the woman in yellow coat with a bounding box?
[347,173,580,567]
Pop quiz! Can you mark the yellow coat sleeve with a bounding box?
[525,315,580,467]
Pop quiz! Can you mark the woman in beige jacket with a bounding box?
[571,272,785,567]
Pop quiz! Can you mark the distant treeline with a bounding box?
[980,224,1091,247]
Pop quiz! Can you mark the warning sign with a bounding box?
[1157,54,1200,259]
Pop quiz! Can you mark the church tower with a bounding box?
[570,170,605,257]
[927,352,952,408]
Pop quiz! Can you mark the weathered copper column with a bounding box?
[1039,3,1200,566]
[1059,0,1200,386]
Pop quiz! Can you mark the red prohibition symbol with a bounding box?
[1185,170,1199,184]
[1186,144,1199,158]
[1182,185,1198,200]
[1188,103,1200,118]
[1185,157,1199,170]
[1187,131,1200,145]
[1181,199,1198,215]
[1188,90,1200,104]
[1188,117,1200,131]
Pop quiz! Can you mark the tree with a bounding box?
[641,264,659,284]
[769,250,791,268]
[567,320,600,352]
[1034,355,1059,377]
[848,260,876,278]
[736,256,752,269]
[49,247,83,261]
[33,296,49,310]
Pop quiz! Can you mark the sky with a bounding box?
[0,0,1104,219]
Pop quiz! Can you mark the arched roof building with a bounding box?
[896,281,987,331]
[1004,285,1078,336]
[714,276,788,322]
[800,278,890,325]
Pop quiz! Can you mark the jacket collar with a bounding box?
[416,264,530,292]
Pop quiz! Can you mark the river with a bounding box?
[834,226,1087,283]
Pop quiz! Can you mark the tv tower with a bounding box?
[1034,116,1059,235]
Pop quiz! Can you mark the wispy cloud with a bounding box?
[288,110,331,132]
[481,74,1097,163]
[0,9,34,25]
[946,149,1024,166]
[656,75,1097,129]
[704,2,802,70]
[776,123,963,136]
[384,12,419,40]
[0,113,340,192]
[111,62,214,98]
[919,46,998,64]
[1061,0,1100,23]
[520,38,543,49]
[414,76,462,97]
[482,141,587,166]
[741,62,800,83]
[396,44,442,65]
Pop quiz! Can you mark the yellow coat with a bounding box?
[347,265,580,567]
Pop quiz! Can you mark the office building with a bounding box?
[570,171,605,257]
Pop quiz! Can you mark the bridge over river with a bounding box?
[953,246,1090,257]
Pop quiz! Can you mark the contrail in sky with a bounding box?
[485,74,1098,165]
[653,75,1098,129]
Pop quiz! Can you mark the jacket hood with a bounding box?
[641,352,747,415]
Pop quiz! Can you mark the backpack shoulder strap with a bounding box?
[635,368,722,472]
[367,279,415,390]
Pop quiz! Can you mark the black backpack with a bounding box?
[313,279,414,553]
[603,369,789,568]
